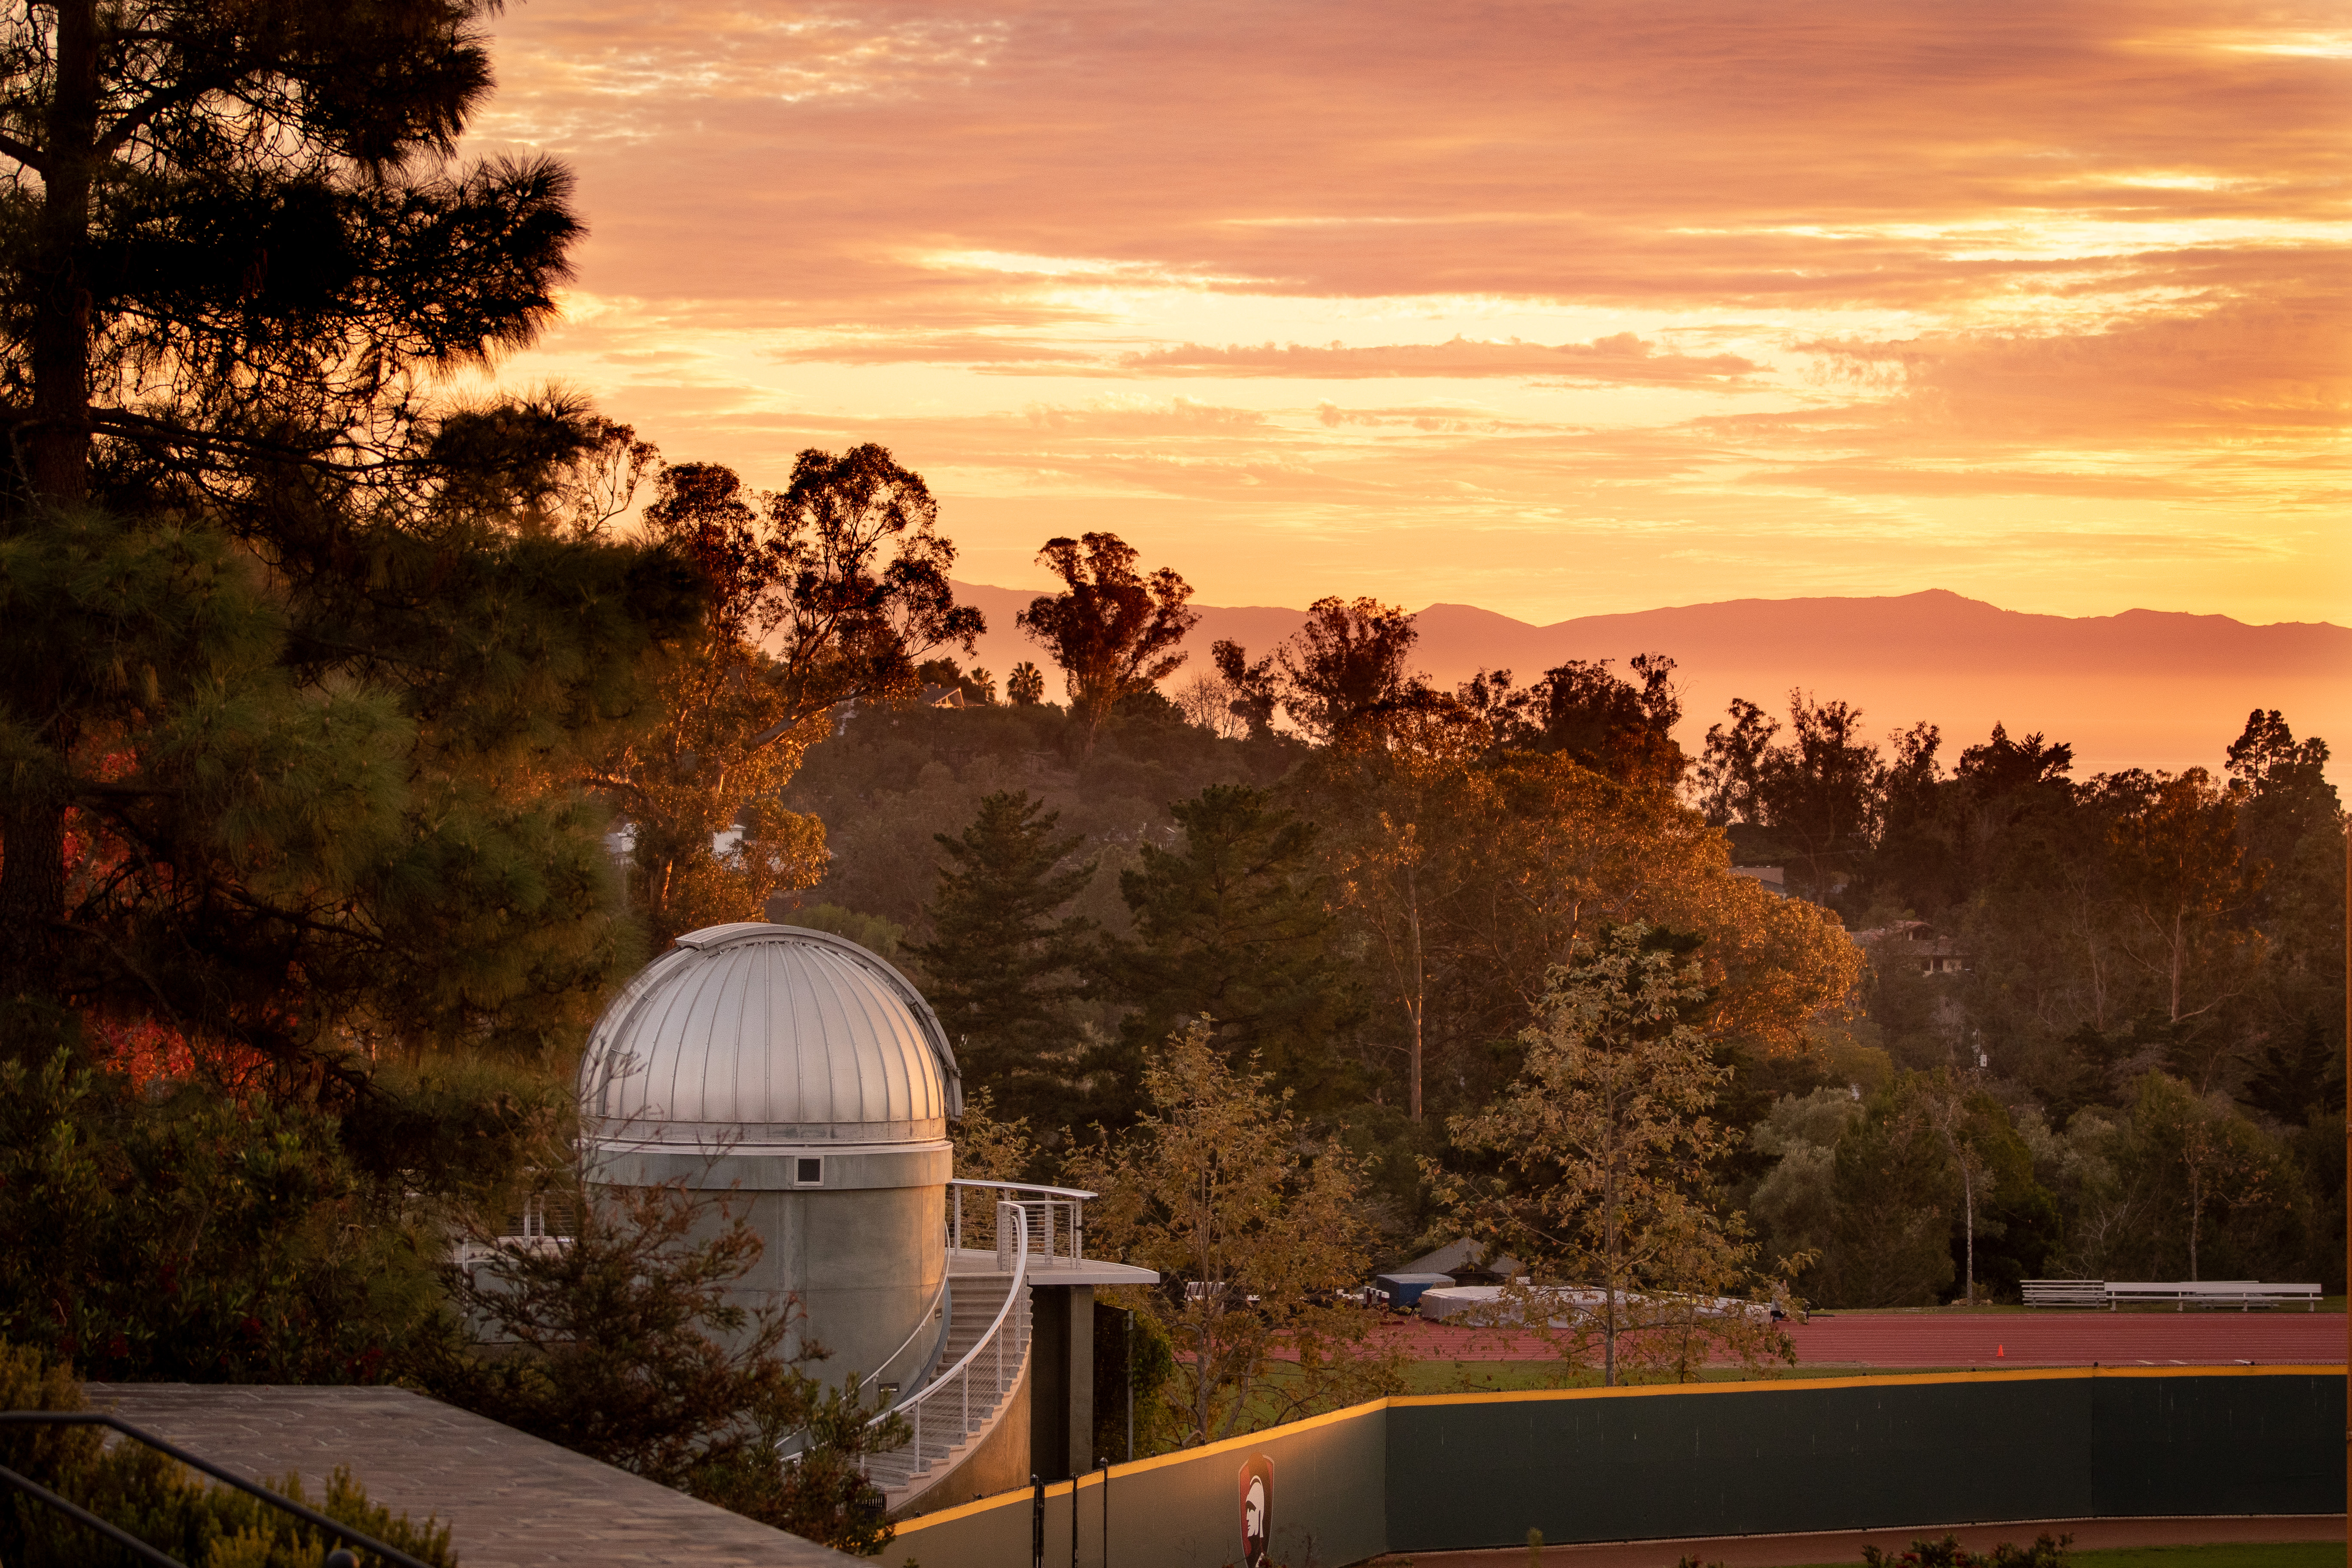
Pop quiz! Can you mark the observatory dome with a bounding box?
[579,922,962,1148]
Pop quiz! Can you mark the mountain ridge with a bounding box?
[944,582,2350,781]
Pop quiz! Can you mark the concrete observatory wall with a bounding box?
[591,1143,950,1387]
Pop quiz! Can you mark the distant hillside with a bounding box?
[948,584,2352,783]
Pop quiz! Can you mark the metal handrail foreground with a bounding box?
[0,1410,437,1568]
[861,1200,1032,1488]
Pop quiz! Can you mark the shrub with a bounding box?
[1863,1532,2073,1568]
[0,1341,453,1568]
[0,1053,450,1385]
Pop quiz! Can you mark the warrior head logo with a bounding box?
[1237,1453,1275,1568]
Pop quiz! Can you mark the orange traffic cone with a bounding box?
[1997,1344,2005,1358]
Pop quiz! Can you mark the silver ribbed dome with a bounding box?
[579,922,962,1147]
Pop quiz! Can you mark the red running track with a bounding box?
[1368,1311,2349,1367]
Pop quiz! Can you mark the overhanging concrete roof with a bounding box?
[85,1384,860,1568]
[948,1248,1161,1288]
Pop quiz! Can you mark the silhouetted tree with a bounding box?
[0,0,706,1067]
[1016,533,1197,752]
[1694,698,1776,827]
[1755,694,1884,902]
[1210,640,1281,739]
[1474,654,1687,786]
[917,658,997,705]
[591,449,981,942]
[1694,691,1895,902]
[1274,597,1424,746]
[2223,709,2345,1071]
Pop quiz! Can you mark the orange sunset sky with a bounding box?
[468,0,2348,629]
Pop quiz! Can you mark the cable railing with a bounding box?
[861,1200,1032,1495]
[948,1178,1095,1266]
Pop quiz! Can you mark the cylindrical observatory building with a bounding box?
[576,922,959,1390]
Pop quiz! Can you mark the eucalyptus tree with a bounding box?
[1016,532,1197,753]
[593,449,982,943]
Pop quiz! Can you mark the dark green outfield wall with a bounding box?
[893,1370,2344,1568]
[1386,1372,2343,1552]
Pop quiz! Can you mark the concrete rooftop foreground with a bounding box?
[84,1384,860,1568]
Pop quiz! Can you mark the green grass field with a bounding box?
[1373,1537,2346,1568]
[1795,1300,2348,1317]
[1774,1546,2343,1568]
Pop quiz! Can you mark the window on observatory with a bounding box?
[795,1157,823,1185]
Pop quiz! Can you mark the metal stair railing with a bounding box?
[949,1178,1095,1265]
[860,1200,1032,1491]
[0,1410,438,1568]
[867,1269,954,1399]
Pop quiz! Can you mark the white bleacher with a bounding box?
[2021,1278,2322,1311]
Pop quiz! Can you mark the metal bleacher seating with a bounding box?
[2022,1278,2322,1311]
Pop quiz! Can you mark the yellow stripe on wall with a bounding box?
[894,1364,2348,1536]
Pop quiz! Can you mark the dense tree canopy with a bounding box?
[1096,783,1360,1116]
[591,447,980,943]
[0,0,711,1075]
[906,790,1096,1124]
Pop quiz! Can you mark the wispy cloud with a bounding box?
[468,0,2352,625]
[1118,334,1763,385]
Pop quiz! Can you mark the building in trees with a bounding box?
[1857,920,1971,977]
[572,919,1157,1513]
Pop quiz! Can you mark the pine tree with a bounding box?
[0,3,699,1069]
[1097,784,1358,1118]
[907,792,1095,1125]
